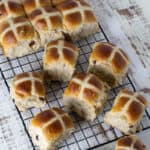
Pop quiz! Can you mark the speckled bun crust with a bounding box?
[29,6,64,46]
[58,0,99,40]
[0,16,40,57]
[0,0,25,21]
[116,135,148,150]
[63,72,108,121]
[10,72,46,111]
[104,89,148,134]
[43,39,79,81]
[29,108,74,150]
[88,42,130,87]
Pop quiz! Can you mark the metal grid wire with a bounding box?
[0,26,150,150]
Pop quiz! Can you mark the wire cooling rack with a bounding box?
[0,25,150,150]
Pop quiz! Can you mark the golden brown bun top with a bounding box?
[22,0,51,14]
[0,0,25,21]
[29,6,63,31]
[31,107,74,141]
[116,135,147,150]
[12,72,45,100]
[0,16,38,54]
[44,40,79,67]
[64,72,106,105]
[89,42,130,74]
[57,0,98,31]
[51,0,67,6]
[111,89,148,124]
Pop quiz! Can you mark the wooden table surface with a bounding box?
[0,0,150,149]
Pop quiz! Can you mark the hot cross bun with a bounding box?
[21,0,51,14]
[57,0,99,40]
[0,16,40,58]
[43,40,79,81]
[10,72,46,111]
[0,0,25,22]
[116,135,148,150]
[29,108,74,150]
[51,0,67,6]
[63,73,108,121]
[29,6,64,46]
[88,42,130,87]
[104,89,148,134]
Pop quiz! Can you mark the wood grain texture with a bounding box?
[0,80,32,149]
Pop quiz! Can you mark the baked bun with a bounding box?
[21,0,51,14]
[88,42,130,87]
[116,135,148,150]
[0,0,25,22]
[57,0,99,40]
[10,72,46,111]
[43,40,79,81]
[29,108,74,150]
[0,16,40,58]
[51,0,67,6]
[104,89,148,134]
[63,73,108,121]
[29,6,64,46]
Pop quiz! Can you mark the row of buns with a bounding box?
[10,40,130,111]
[10,39,149,149]
[29,108,148,150]
[0,0,99,57]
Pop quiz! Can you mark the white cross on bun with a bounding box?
[0,0,25,22]
[63,72,108,121]
[21,0,51,15]
[88,42,130,87]
[57,0,100,40]
[10,72,46,111]
[43,39,79,81]
[0,16,41,58]
[104,89,148,134]
[29,108,74,150]
[29,6,64,46]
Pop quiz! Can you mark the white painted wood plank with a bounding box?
[0,80,32,150]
